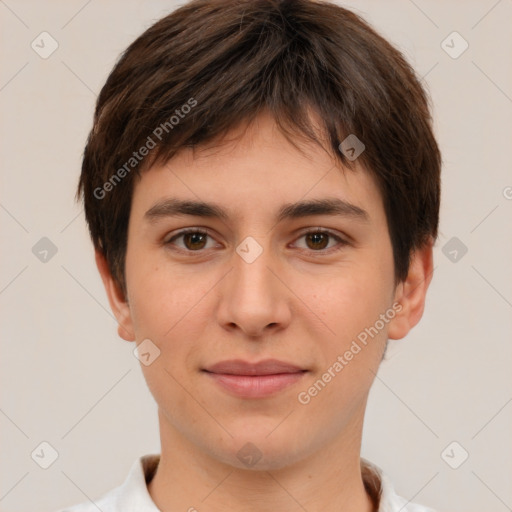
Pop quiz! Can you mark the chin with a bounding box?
[207,430,309,472]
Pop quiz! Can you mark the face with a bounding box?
[98,111,432,471]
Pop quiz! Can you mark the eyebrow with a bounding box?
[144,197,370,223]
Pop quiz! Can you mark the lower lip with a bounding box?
[204,371,306,398]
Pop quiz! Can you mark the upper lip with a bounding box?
[203,359,306,376]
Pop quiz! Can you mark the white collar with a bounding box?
[69,454,435,512]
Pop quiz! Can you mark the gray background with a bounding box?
[1,1,511,511]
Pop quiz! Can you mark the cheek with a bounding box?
[299,264,391,340]
[126,266,211,405]
[125,234,185,331]
[126,261,212,341]
[295,272,391,418]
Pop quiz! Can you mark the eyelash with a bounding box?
[164,228,349,255]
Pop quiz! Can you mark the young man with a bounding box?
[60,0,441,510]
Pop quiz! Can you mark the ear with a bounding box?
[95,250,136,342]
[387,239,434,340]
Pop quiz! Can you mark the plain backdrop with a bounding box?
[1,1,511,511]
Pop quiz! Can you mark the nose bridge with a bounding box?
[217,236,290,335]
[232,236,277,306]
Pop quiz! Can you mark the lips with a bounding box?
[202,359,307,398]
[203,359,306,376]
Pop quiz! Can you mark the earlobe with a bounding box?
[94,250,136,342]
[387,240,434,341]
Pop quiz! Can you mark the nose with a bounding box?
[215,240,292,338]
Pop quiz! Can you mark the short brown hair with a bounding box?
[78,0,441,296]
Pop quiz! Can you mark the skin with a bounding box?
[96,111,433,512]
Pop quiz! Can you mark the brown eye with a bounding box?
[166,230,215,251]
[183,232,208,250]
[305,232,330,250]
[293,229,348,253]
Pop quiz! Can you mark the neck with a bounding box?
[148,409,375,512]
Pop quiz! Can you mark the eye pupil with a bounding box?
[184,232,207,250]
[307,232,329,250]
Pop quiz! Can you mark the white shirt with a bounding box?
[56,454,436,512]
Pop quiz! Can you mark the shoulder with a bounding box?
[361,458,438,512]
[52,454,161,512]
[51,486,121,512]
[383,493,438,512]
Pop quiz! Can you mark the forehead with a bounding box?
[130,112,385,226]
